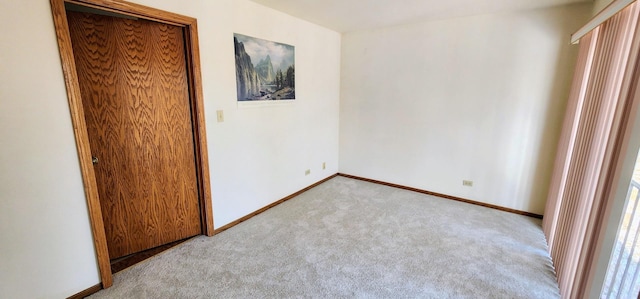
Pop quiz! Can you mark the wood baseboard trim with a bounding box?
[213,174,339,235]
[67,283,102,299]
[338,173,543,219]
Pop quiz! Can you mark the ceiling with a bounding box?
[250,0,593,33]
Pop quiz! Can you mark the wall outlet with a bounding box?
[463,180,473,187]
[322,162,326,170]
[305,169,311,176]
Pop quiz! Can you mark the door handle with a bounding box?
[92,156,99,165]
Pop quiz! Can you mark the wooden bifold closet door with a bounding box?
[67,11,201,259]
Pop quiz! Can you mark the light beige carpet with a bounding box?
[89,176,560,298]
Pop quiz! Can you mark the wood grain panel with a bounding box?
[68,0,194,25]
[49,0,113,287]
[67,11,201,259]
[183,23,215,236]
[52,0,212,289]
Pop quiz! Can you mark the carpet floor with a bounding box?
[88,176,560,298]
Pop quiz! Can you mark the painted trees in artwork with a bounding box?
[275,66,295,90]
[285,66,294,89]
[276,69,283,89]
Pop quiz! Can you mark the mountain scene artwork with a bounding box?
[234,33,295,101]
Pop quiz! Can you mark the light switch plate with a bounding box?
[216,110,224,122]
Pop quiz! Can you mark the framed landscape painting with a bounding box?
[234,33,295,101]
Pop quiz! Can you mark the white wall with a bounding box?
[339,3,592,215]
[0,0,340,297]
[593,0,615,14]
[0,1,100,298]
[198,1,341,228]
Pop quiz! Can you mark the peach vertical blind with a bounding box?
[543,2,640,298]
[572,0,636,43]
